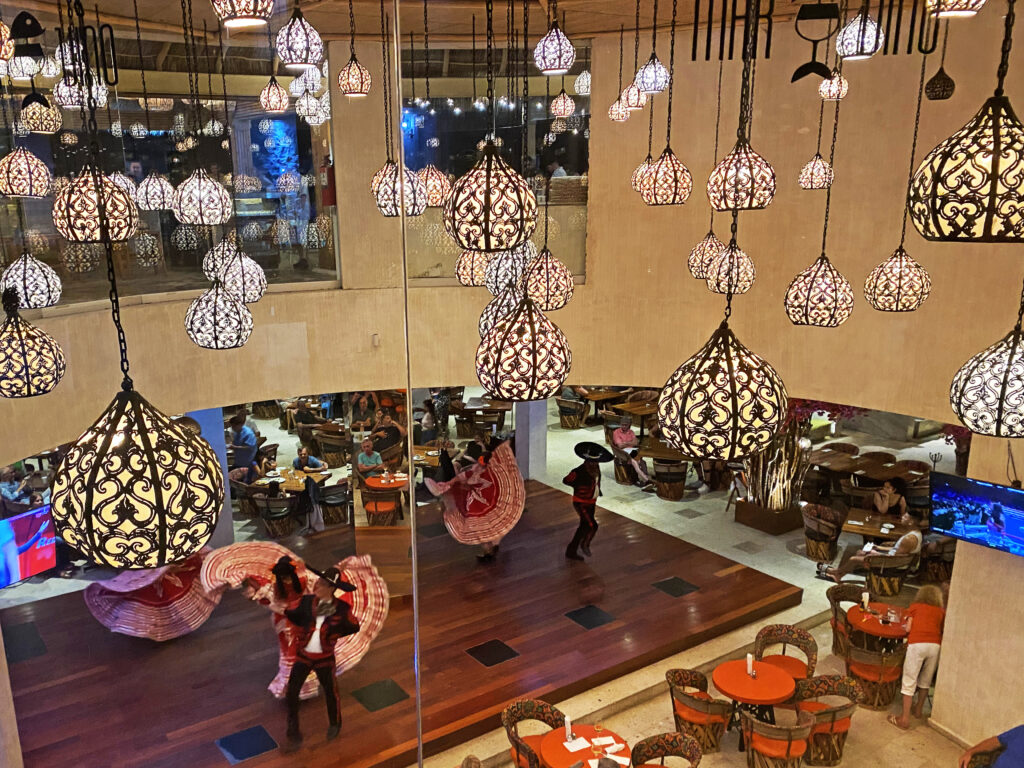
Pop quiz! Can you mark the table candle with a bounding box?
[564,714,572,740]
[746,653,753,675]
[862,591,869,609]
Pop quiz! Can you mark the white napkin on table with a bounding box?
[564,737,590,753]
[591,736,616,746]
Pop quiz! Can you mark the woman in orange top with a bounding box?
[890,584,945,730]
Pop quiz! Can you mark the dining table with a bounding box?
[712,658,796,749]
[253,467,333,494]
[847,601,908,651]
[842,508,921,540]
[807,448,929,485]
[412,445,441,468]
[611,401,658,439]
[539,724,630,768]
[364,472,410,492]
[637,436,692,463]
[314,421,347,435]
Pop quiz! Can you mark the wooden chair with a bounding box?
[229,479,259,519]
[895,459,931,473]
[839,478,876,510]
[253,494,297,539]
[826,442,859,455]
[379,441,406,470]
[252,400,280,419]
[740,710,814,768]
[613,454,637,485]
[967,747,1007,768]
[826,582,866,657]
[453,406,476,438]
[316,432,350,468]
[362,489,399,526]
[631,732,702,768]
[845,645,906,710]
[802,505,843,563]
[906,479,932,514]
[476,410,504,433]
[754,624,818,680]
[665,669,731,754]
[801,468,831,503]
[923,537,957,582]
[556,397,588,429]
[652,459,689,501]
[321,483,350,526]
[859,451,896,463]
[601,409,622,445]
[277,404,289,430]
[864,552,916,597]
[792,675,862,766]
[500,699,565,768]
[260,443,279,464]
[296,424,320,454]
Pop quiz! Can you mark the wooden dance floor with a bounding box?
[3,481,801,768]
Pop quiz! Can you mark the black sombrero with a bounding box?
[574,441,613,462]
[307,565,358,592]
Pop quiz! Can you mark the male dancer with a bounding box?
[563,442,613,560]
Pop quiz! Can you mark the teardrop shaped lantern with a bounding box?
[134,233,162,268]
[836,12,885,60]
[550,89,576,118]
[818,70,849,101]
[478,284,523,338]
[339,55,371,99]
[524,247,574,311]
[476,295,572,400]
[0,287,65,398]
[687,231,725,280]
[136,171,176,211]
[864,246,932,312]
[608,99,630,122]
[61,243,101,273]
[20,94,62,134]
[705,240,755,295]
[221,252,268,304]
[418,164,451,208]
[276,171,301,193]
[212,0,273,28]
[109,171,137,201]
[927,0,987,17]
[798,153,834,190]
[455,249,492,286]
[784,254,854,327]
[51,389,224,568]
[925,67,956,101]
[259,76,289,113]
[619,82,647,111]
[185,280,254,349]
[639,147,692,206]
[374,161,427,217]
[951,322,1024,437]
[573,69,591,96]
[635,53,670,95]
[295,91,319,119]
[631,156,653,192]
[172,169,232,226]
[0,146,51,197]
[53,166,139,243]
[485,241,538,296]
[276,7,323,71]
[657,319,788,460]
[172,224,200,252]
[707,141,777,210]
[533,18,575,75]
[443,140,537,252]
[202,236,239,281]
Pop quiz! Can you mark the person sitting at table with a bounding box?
[230,450,278,484]
[371,410,407,452]
[293,446,328,471]
[827,510,923,582]
[417,399,438,444]
[293,402,325,426]
[873,478,908,517]
[0,467,29,504]
[610,416,653,489]
[229,414,259,470]
[356,439,384,478]
[889,584,945,730]
[456,431,498,469]
[349,393,377,431]
[959,725,1024,768]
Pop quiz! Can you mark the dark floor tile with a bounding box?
[734,540,765,554]
[2,622,46,664]
[350,679,410,712]
[565,604,615,630]
[417,522,448,539]
[652,577,699,598]
[466,639,519,667]
[215,725,277,764]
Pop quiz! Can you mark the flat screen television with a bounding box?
[930,471,1024,556]
[0,504,56,589]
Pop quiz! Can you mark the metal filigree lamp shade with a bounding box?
[525,247,573,311]
[573,69,591,96]
[172,169,232,226]
[784,254,855,327]
[476,296,572,401]
[639,148,692,206]
[688,231,725,280]
[443,141,537,252]
[836,13,885,60]
[818,70,849,101]
[172,224,201,252]
[259,77,289,113]
[455,249,492,286]
[909,96,1024,242]
[0,147,51,197]
[799,153,834,190]
[139,96,173,111]
[951,322,1024,436]
[534,20,575,75]
[185,280,254,349]
[608,99,630,122]
[21,97,61,134]
[53,167,138,243]
[61,243,100,273]
[926,67,956,101]
[0,287,65,398]
[276,7,323,70]
[295,92,319,119]
[550,89,576,118]
[50,389,224,569]
[620,82,648,111]
[418,164,451,207]
[635,53,670,95]
[109,171,137,201]
[134,233,162,268]
[927,0,988,16]
[338,56,371,96]
[276,171,301,193]
[631,156,652,192]
[657,320,788,461]
[202,237,239,281]
[864,246,932,312]
[222,253,268,303]
[705,241,755,294]
[374,162,427,217]
[485,241,537,295]
[478,285,522,337]
[136,172,175,211]
[212,0,273,27]
[707,141,777,211]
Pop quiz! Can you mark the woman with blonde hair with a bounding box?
[890,584,945,730]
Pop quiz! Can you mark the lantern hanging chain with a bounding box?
[265,20,274,77]
[472,16,477,102]
[617,25,624,92]
[995,0,1015,96]
[633,0,642,72]
[217,20,240,238]
[664,0,678,144]
[939,20,949,67]
[0,79,27,251]
[898,53,928,247]
[818,61,843,256]
[378,0,392,160]
[1014,270,1024,332]
[650,0,660,53]
[132,0,152,132]
[506,0,513,104]
[348,0,357,57]
[709,56,723,229]
[180,0,200,137]
[521,0,529,173]
[736,0,759,145]
[724,209,739,320]
[646,88,655,156]
[409,31,416,103]
[543,176,551,246]
[486,0,495,138]
[422,0,430,104]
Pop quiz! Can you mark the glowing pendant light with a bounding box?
[202,236,240,281]
[211,0,273,27]
[707,141,776,210]
[20,93,61,134]
[0,287,65,398]
[550,89,575,118]
[0,252,61,308]
[631,155,653,192]
[455,249,492,286]
[784,254,855,327]
[573,69,591,96]
[221,252,268,303]
[524,246,573,311]
[798,153,834,190]
[61,243,100,273]
[818,69,849,101]
[0,146,51,197]
[53,166,139,243]
[136,171,176,211]
[687,231,725,280]
[418,164,452,208]
[276,6,323,71]
[836,9,885,60]
[259,76,289,113]
[533,2,575,75]
[927,0,987,16]
[705,239,755,295]
[338,56,371,96]
[478,284,523,338]
[864,247,932,312]
[373,161,427,217]
[185,280,254,349]
[109,171,137,201]
[172,169,232,226]
[485,241,538,296]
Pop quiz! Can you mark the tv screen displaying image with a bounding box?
[0,505,56,589]
[930,472,1024,556]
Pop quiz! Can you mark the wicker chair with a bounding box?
[362,489,399,526]
[967,747,1007,768]
[260,443,279,463]
[653,459,689,501]
[792,675,862,766]
[826,442,859,455]
[665,669,731,754]
[826,582,866,657]
[556,397,588,429]
[845,645,906,710]
[802,506,842,563]
[316,432,350,467]
[321,483,350,526]
[864,552,916,598]
[253,494,297,539]
[741,710,814,768]
[631,732,703,768]
[500,699,565,768]
[229,479,259,519]
[296,424,320,454]
[754,624,818,680]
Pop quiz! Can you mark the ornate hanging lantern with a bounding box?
[0,252,61,308]
[533,12,575,75]
[129,122,147,138]
[40,54,60,78]
[635,54,670,95]
[619,82,647,111]
[59,131,78,146]
[276,170,301,193]
[172,169,232,226]
[134,233,162,268]
[136,171,176,211]
[836,11,885,60]
[8,55,40,81]
[276,7,323,71]
[109,171,137,201]
[573,69,591,96]
[550,89,575,118]
[818,70,849,101]
[373,161,427,217]
[639,148,693,206]
[241,221,265,241]
[338,55,371,96]
[478,284,523,337]
[202,119,224,137]
[476,295,571,400]
[926,67,956,101]
[52,72,107,108]
[171,224,200,252]
[798,153,834,190]
[631,155,653,192]
[927,0,987,16]
[0,287,65,399]
[295,91,319,119]
[0,21,12,61]
[185,280,253,349]
[687,231,725,280]
[608,99,629,122]
[110,120,123,138]
[221,252,268,303]
[485,241,537,296]
[20,94,62,134]
[53,166,139,243]
[61,243,101,273]
[306,94,331,126]
[657,319,788,461]
[202,237,239,280]
[418,164,451,208]
[0,146,51,197]
[705,240,755,295]
[257,118,273,135]
[455,249,492,286]
[707,141,776,210]
[550,117,568,134]
[784,254,854,327]
[864,246,932,312]
[524,247,573,311]
[211,0,273,27]
[292,68,322,96]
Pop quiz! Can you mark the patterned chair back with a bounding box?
[846,645,907,680]
[793,674,862,723]
[753,624,819,677]
[740,710,815,755]
[501,699,566,768]
[631,732,703,767]
[666,668,709,693]
[826,583,865,626]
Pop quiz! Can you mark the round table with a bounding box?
[847,603,909,639]
[540,724,629,768]
[364,474,409,491]
[712,659,796,706]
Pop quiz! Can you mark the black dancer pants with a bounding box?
[566,501,598,555]
[286,653,340,739]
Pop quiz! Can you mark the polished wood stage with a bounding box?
[3,481,801,768]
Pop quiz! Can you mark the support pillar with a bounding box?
[188,408,235,549]
[514,400,548,481]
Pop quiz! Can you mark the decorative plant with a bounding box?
[744,406,813,512]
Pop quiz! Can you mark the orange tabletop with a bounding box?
[712,659,796,706]
[847,602,909,639]
[540,724,629,768]
[364,474,410,491]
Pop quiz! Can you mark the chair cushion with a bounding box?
[365,501,396,514]
[811,716,852,735]
[796,700,828,713]
[673,697,728,726]
[761,654,809,679]
[750,734,807,759]
[849,661,901,682]
[509,734,546,768]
